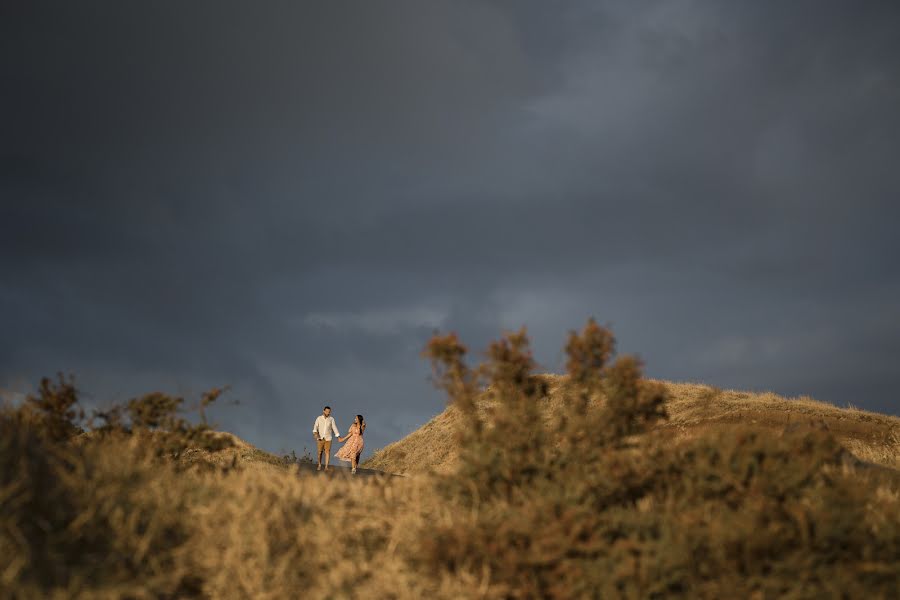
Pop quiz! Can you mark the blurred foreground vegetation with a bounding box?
[2,320,899,598]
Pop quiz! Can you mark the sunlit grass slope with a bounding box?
[364,376,900,474]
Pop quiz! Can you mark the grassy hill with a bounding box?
[364,375,900,475]
[76,428,285,467]
[176,430,292,470]
[5,330,900,597]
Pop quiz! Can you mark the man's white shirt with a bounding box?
[313,415,340,441]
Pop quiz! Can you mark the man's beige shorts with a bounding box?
[316,438,332,454]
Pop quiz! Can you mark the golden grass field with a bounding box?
[364,376,900,475]
[3,321,899,598]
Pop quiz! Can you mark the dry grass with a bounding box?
[364,376,900,474]
[3,321,900,598]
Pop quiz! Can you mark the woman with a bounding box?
[335,414,365,474]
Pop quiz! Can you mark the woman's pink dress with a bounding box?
[335,423,365,462]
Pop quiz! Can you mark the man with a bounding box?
[312,405,341,472]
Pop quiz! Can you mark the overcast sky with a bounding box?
[3,1,899,455]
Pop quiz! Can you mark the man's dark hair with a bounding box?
[324,406,331,411]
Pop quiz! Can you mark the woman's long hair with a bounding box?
[356,414,365,434]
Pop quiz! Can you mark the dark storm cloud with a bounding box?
[3,1,899,453]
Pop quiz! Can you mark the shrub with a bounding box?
[0,379,234,596]
[416,319,900,598]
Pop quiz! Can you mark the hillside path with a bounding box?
[294,462,399,478]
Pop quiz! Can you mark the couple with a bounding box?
[312,405,366,474]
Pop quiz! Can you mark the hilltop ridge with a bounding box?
[363,375,900,475]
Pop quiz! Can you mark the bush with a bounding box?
[416,319,900,598]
